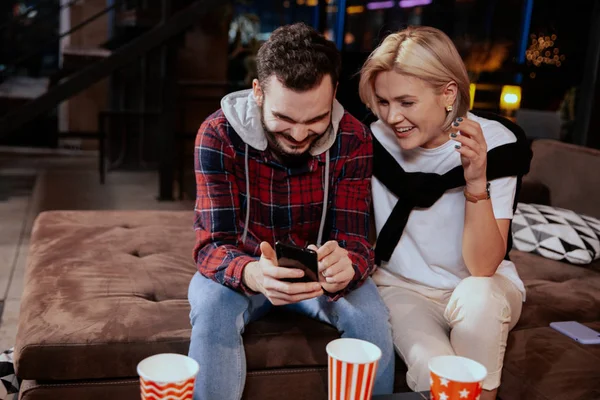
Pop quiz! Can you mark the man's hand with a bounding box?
[242,242,323,305]
[308,241,355,294]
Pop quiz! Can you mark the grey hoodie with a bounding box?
[220,89,346,156]
[219,89,345,247]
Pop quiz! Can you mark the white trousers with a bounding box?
[377,274,523,391]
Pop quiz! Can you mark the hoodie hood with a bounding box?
[220,89,345,156]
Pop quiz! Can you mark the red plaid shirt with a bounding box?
[193,109,374,299]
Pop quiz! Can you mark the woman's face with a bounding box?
[374,71,454,150]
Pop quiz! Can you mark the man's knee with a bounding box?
[344,279,389,313]
[188,272,249,329]
[337,280,392,339]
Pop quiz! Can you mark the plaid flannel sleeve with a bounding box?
[328,126,375,300]
[192,118,258,294]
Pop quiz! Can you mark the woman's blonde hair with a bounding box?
[359,26,470,130]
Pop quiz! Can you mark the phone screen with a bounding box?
[275,242,319,283]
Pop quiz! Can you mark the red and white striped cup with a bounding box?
[326,338,382,400]
[428,356,488,400]
[137,353,199,400]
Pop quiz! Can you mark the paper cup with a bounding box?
[137,353,199,400]
[428,355,487,400]
[326,338,382,400]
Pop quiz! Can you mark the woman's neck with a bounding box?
[421,130,451,149]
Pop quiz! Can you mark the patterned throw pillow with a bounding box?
[0,348,20,400]
[512,203,600,265]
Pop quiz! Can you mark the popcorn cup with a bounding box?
[137,353,199,400]
[326,338,382,400]
[428,355,487,400]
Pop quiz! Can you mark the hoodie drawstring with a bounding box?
[316,150,329,247]
[241,144,251,244]
[240,145,330,248]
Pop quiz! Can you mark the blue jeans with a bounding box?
[188,272,394,400]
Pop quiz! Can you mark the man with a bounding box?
[188,23,394,399]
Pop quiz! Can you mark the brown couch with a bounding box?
[14,139,600,400]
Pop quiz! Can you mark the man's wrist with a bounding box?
[242,261,259,292]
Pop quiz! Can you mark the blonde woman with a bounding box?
[359,26,532,400]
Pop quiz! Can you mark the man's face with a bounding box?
[253,75,335,165]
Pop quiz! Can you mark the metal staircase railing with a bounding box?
[2,0,123,79]
[0,0,221,138]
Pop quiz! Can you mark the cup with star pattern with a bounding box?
[428,355,487,400]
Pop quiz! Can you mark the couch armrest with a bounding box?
[517,178,551,205]
[525,139,600,218]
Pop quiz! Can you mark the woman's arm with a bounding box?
[462,179,510,276]
[450,117,511,276]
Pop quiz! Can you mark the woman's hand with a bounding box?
[449,117,488,192]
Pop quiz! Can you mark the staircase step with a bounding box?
[62,46,112,59]
[0,77,50,116]
[116,9,160,28]
[61,46,112,73]
[0,77,49,100]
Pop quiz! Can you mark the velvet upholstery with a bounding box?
[15,139,600,399]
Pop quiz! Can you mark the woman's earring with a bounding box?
[446,105,453,112]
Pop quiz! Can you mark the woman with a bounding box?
[359,26,531,400]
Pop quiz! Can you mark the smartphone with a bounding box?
[550,321,600,344]
[275,241,319,283]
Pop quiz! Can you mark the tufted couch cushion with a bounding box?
[15,210,600,398]
[14,211,340,381]
[510,250,600,331]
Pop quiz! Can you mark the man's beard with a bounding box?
[260,109,331,168]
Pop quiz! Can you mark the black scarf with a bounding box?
[373,111,533,264]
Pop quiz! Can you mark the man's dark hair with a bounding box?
[256,23,341,91]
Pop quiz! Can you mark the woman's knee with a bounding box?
[405,346,454,391]
[454,276,498,295]
[447,276,511,324]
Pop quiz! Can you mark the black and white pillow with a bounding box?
[0,348,19,400]
[512,203,600,265]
